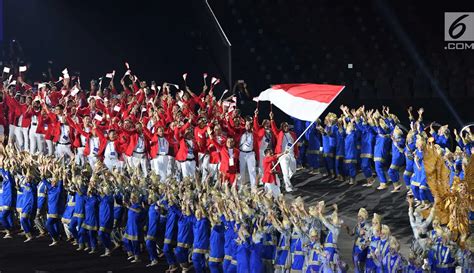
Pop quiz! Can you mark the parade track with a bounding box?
[0,171,412,273]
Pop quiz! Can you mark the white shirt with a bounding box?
[105,141,118,159]
[186,139,194,159]
[158,137,169,155]
[31,115,38,126]
[239,131,254,152]
[89,136,100,155]
[59,124,70,143]
[260,130,273,151]
[80,127,90,147]
[134,135,145,153]
[282,132,294,155]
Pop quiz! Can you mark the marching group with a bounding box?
[0,67,472,272]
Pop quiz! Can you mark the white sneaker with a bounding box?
[100,249,111,257]
[146,260,158,267]
[3,233,12,239]
[49,240,58,246]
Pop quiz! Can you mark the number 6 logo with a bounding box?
[449,14,469,39]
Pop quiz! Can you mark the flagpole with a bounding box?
[271,118,317,171]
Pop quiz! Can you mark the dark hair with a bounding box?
[264,148,273,155]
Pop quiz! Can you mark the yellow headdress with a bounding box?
[358,208,368,220]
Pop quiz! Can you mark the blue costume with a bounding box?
[352,222,368,273]
[249,233,264,273]
[0,169,15,232]
[192,217,210,273]
[290,231,305,272]
[163,203,179,266]
[357,121,375,180]
[412,149,433,202]
[46,180,63,241]
[305,241,323,273]
[388,135,406,184]
[20,181,36,236]
[434,243,456,273]
[61,193,75,225]
[69,186,87,245]
[145,202,161,262]
[209,221,225,273]
[223,217,237,273]
[123,202,143,257]
[235,236,251,273]
[403,138,416,187]
[82,193,100,250]
[335,129,345,177]
[98,193,114,251]
[374,126,391,185]
[382,252,404,272]
[322,125,337,175]
[344,129,358,179]
[174,210,194,265]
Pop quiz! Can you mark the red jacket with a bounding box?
[219,147,239,174]
[149,134,172,159]
[262,155,279,184]
[271,120,299,157]
[49,113,75,143]
[175,137,198,162]
[124,128,152,157]
[69,119,107,157]
[207,134,227,164]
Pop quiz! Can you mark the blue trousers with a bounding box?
[46,217,61,239]
[306,152,320,169]
[99,230,112,249]
[192,253,206,273]
[361,157,373,178]
[344,162,356,178]
[146,239,158,261]
[86,230,98,249]
[0,210,14,230]
[335,157,344,176]
[175,246,189,264]
[123,238,140,255]
[375,161,388,183]
[209,261,223,273]
[403,160,414,186]
[69,217,84,241]
[163,242,177,265]
[20,216,32,234]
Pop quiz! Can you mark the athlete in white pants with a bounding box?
[21,126,29,152]
[279,153,296,192]
[238,124,258,188]
[8,124,16,147]
[151,155,169,181]
[180,159,196,179]
[14,125,25,151]
[103,132,122,171]
[29,117,44,154]
[130,152,148,176]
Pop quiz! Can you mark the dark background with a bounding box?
[2,0,474,126]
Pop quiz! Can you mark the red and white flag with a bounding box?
[256,83,344,121]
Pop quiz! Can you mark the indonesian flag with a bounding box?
[256,83,344,121]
